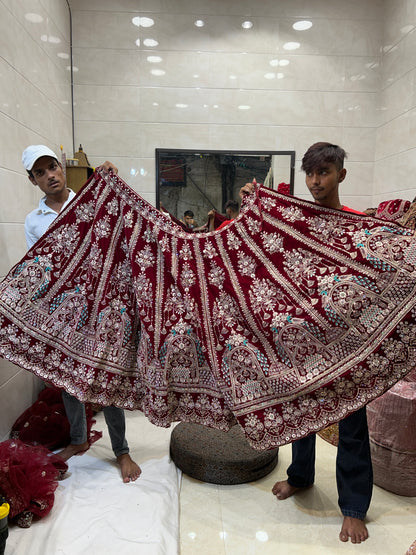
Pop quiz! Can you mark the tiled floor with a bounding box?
[6,411,415,554]
[179,434,416,554]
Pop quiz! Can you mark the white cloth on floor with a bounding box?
[6,453,181,554]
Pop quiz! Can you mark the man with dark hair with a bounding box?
[271,142,372,544]
[180,209,197,230]
[224,199,240,219]
[22,144,142,483]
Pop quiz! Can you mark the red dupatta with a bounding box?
[0,171,415,450]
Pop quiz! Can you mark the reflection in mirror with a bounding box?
[156,149,295,231]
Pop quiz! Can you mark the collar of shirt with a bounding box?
[36,189,76,215]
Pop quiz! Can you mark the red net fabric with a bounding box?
[0,439,67,527]
[1,172,416,450]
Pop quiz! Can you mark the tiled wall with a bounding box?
[70,0,383,211]
[0,0,72,440]
[374,0,416,205]
[1,0,416,438]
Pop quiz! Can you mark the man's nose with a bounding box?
[310,172,320,184]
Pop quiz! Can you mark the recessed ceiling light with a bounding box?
[264,73,276,80]
[279,59,290,66]
[269,59,279,67]
[293,20,312,31]
[151,69,165,76]
[194,20,205,27]
[238,105,251,110]
[57,52,70,59]
[135,39,141,47]
[143,38,158,47]
[147,55,162,63]
[25,13,43,23]
[242,21,253,29]
[132,16,154,27]
[283,41,300,50]
[175,103,188,108]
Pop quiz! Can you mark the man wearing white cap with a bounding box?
[22,144,142,483]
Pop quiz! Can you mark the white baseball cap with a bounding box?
[22,145,59,171]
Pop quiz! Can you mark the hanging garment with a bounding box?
[1,171,416,450]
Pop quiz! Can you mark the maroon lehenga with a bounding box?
[1,171,416,450]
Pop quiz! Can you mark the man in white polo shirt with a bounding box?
[22,144,142,483]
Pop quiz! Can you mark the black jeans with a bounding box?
[286,407,373,519]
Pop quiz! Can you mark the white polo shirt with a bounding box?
[25,189,76,249]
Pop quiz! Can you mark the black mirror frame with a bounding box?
[155,148,296,212]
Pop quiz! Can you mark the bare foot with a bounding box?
[117,454,142,483]
[57,441,90,462]
[272,480,308,500]
[339,516,369,543]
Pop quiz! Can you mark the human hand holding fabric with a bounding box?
[96,161,118,174]
[239,178,257,199]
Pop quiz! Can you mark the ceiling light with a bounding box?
[269,59,279,67]
[264,73,276,80]
[238,105,251,110]
[293,20,312,31]
[57,52,70,59]
[283,41,300,50]
[147,55,162,63]
[143,38,158,47]
[132,16,154,27]
[175,103,188,108]
[25,13,43,23]
[151,69,165,76]
[194,20,205,27]
[279,59,290,66]
[135,38,141,47]
[242,21,253,29]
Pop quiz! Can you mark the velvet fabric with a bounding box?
[375,198,411,222]
[1,172,416,450]
[10,386,102,451]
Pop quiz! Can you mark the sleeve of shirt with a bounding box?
[25,215,37,250]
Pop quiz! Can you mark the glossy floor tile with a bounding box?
[179,435,416,554]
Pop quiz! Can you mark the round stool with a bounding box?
[170,422,279,485]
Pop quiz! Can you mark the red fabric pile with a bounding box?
[0,439,67,527]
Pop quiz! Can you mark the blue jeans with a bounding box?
[62,391,129,458]
[287,407,372,520]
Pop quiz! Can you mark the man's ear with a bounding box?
[338,168,347,182]
[29,175,37,186]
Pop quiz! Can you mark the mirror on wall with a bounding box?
[156,149,295,227]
